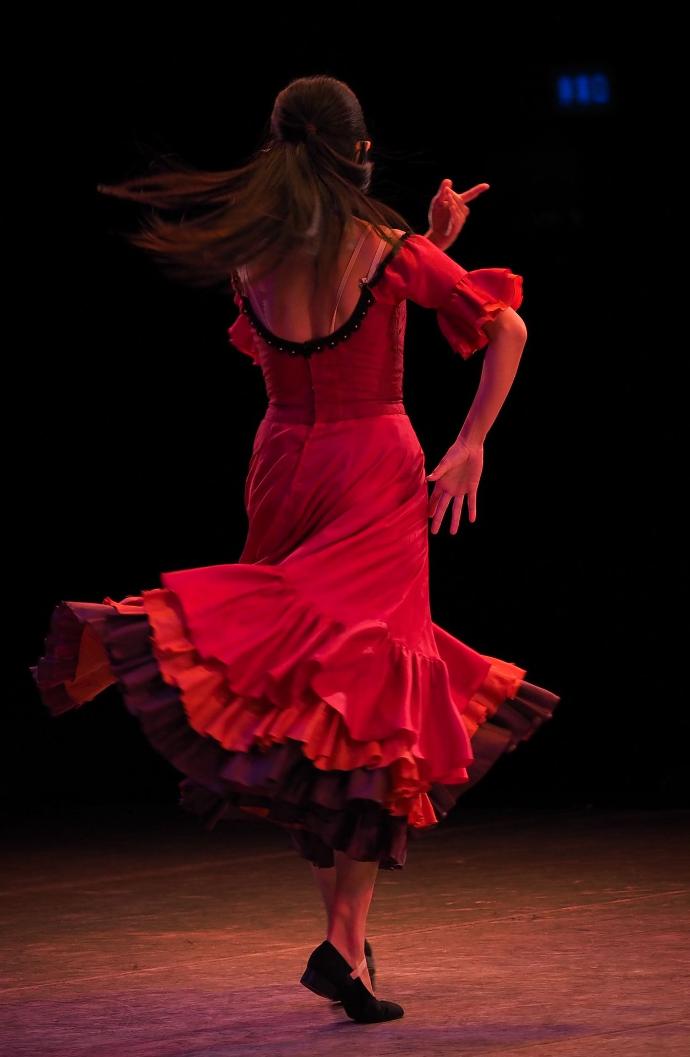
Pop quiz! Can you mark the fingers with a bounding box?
[428,482,463,535]
[467,486,478,522]
[459,182,490,203]
[428,482,477,535]
[441,189,470,237]
[429,488,466,536]
[437,180,490,208]
[432,179,485,240]
[446,195,466,236]
[449,495,464,535]
[430,491,452,535]
[433,180,453,206]
[427,483,441,517]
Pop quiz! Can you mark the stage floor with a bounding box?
[2,805,689,1056]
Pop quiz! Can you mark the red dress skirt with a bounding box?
[29,232,560,869]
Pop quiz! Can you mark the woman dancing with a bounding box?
[30,74,560,1024]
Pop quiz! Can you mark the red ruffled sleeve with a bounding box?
[373,233,524,359]
[227,273,260,365]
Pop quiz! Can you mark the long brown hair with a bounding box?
[96,74,415,291]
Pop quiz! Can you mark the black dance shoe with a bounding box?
[328,937,376,1004]
[300,939,404,1024]
[364,937,376,992]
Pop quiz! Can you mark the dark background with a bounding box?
[9,11,687,828]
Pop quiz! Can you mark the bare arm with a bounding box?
[418,225,527,425]
[426,307,527,535]
[457,308,527,444]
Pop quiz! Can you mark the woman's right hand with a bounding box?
[425,179,490,252]
[426,436,484,535]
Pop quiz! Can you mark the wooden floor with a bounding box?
[1,805,689,1056]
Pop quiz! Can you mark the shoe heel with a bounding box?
[301,942,404,1024]
[300,965,341,1000]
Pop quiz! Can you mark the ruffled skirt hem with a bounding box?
[176,673,557,870]
[29,594,560,870]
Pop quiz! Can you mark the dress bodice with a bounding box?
[227,231,524,422]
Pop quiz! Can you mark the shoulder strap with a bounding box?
[327,232,387,330]
[237,227,388,331]
[364,235,388,282]
[328,224,371,332]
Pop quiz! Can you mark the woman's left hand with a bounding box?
[426,435,485,536]
[426,179,490,252]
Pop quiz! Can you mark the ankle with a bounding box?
[326,929,365,968]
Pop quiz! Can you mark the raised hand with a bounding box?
[426,180,490,252]
[426,436,484,535]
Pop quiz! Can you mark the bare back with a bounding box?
[237,219,407,345]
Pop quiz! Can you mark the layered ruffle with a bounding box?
[284,676,559,868]
[110,562,494,828]
[370,233,524,359]
[29,566,560,868]
[434,267,524,359]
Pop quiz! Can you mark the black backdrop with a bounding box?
[10,11,687,821]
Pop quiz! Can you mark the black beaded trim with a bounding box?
[233,230,413,357]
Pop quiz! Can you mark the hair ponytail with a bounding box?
[96,75,415,291]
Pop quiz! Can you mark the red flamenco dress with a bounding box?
[29,231,560,870]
